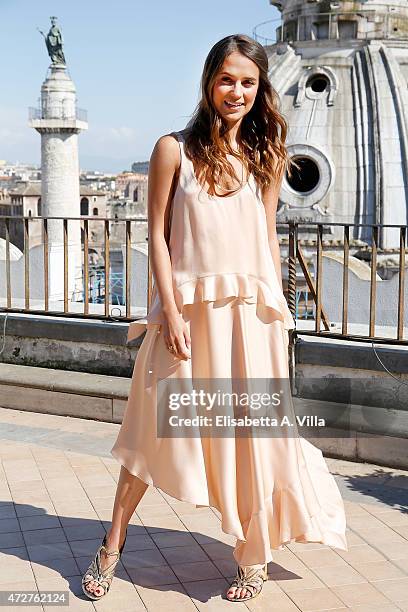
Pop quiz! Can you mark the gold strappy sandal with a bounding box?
[226,564,268,602]
[81,530,127,601]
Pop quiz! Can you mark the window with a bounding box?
[286,156,320,194]
[338,20,357,39]
[80,197,89,216]
[306,74,329,93]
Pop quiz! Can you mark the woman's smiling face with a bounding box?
[211,51,260,126]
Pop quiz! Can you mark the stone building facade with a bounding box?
[263,0,408,256]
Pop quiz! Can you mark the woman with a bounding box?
[82,34,348,603]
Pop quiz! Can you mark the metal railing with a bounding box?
[28,106,88,122]
[287,222,407,346]
[0,215,143,321]
[0,215,407,345]
[253,8,408,46]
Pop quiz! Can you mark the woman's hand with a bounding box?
[162,307,191,361]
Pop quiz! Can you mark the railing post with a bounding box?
[342,225,350,336]
[5,219,11,309]
[125,220,131,318]
[24,217,30,310]
[397,226,406,340]
[43,218,49,312]
[104,219,110,317]
[315,224,323,332]
[63,218,68,313]
[369,225,378,338]
[83,219,89,315]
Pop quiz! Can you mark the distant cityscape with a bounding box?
[0,158,149,220]
[0,158,150,310]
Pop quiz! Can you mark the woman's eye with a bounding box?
[220,77,255,86]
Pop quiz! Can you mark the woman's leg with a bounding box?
[84,466,149,596]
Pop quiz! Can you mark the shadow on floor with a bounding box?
[331,470,408,513]
[0,502,305,605]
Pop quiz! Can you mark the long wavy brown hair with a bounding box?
[184,34,295,197]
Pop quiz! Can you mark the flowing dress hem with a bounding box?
[110,447,348,558]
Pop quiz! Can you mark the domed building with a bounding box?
[257,0,408,253]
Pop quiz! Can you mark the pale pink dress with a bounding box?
[111,131,348,566]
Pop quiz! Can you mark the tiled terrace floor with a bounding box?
[0,406,407,611]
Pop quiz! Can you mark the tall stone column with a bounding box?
[29,63,88,301]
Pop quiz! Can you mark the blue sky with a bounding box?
[0,0,279,172]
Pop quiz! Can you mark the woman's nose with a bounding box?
[232,82,243,97]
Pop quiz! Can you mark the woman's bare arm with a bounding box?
[148,134,191,360]
[148,135,180,313]
[261,170,285,291]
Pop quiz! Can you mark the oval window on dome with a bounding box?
[286,156,320,194]
[306,74,329,93]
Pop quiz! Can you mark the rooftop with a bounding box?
[10,183,41,197]
[8,183,107,198]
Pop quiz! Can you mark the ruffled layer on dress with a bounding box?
[127,273,295,342]
[231,436,348,565]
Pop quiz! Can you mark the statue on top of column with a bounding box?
[38,16,66,65]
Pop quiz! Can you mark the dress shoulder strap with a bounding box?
[172,130,186,162]
[171,131,194,183]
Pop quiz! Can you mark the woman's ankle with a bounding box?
[105,527,125,549]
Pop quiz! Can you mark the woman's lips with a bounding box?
[224,101,244,110]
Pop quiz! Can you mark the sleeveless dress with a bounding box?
[111,131,348,566]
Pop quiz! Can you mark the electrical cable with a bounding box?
[370,340,408,387]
